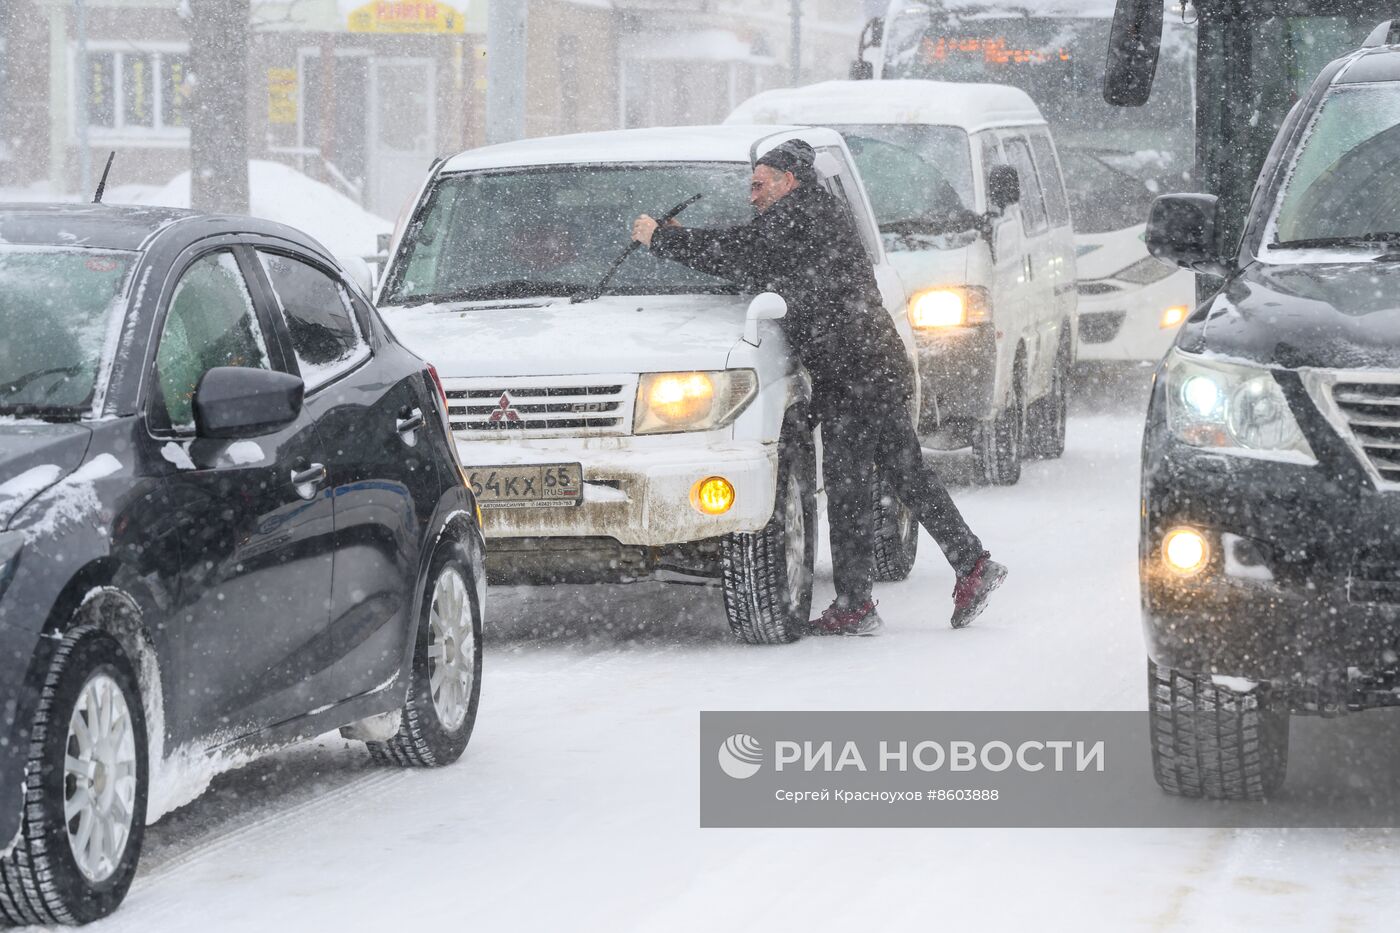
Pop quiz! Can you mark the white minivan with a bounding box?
[728,80,1078,483]
[375,125,922,644]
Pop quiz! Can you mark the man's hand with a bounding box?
[632,214,659,247]
[632,215,681,248]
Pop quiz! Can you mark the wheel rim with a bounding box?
[896,497,914,545]
[427,567,475,732]
[782,471,810,613]
[64,673,138,884]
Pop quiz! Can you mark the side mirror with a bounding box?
[194,367,304,439]
[744,291,788,346]
[849,59,875,80]
[987,165,1021,213]
[1103,0,1164,106]
[1146,194,1230,276]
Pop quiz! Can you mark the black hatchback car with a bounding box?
[0,204,484,924]
[1142,26,1400,801]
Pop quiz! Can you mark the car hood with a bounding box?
[1183,261,1400,370]
[0,423,92,530]
[379,294,749,378]
[1074,224,1150,280]
[887,244,969,294]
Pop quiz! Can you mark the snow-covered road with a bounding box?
[66,370,1400,933]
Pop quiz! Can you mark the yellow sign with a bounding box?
[347,1,467,34]
[267,68,297,125]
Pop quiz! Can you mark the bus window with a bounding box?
[1005,138,1049,235]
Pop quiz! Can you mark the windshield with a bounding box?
[0,247,135,416]
[1270,83,1400,248]
[382,163,755,305]
[836,124,974,239]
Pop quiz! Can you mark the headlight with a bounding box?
[908,286,989,328]
[1164,350,1315,461]
[634,370,757,434]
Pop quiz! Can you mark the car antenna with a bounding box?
[92,151,116,204]
[575,193,703,303]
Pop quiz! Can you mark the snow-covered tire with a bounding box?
[973,358,1025,486]
[367,537,482,768]
[721,426,816,645]
[1026,337,1069,460]
[1148,660,1290,801]
[0,629,148,927]
[871,477,918,582]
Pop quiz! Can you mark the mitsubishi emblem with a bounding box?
[488,393,522,424]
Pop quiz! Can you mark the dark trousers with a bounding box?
[822,401,984,608]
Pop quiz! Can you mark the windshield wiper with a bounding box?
[395,280,588,306]
[0,404,83,421]
[575,193,703,303]
[1271,233,1400,249]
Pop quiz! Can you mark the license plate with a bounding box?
[467,463,583,509]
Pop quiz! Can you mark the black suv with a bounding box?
[0,205,485,924]
[1142,25,1400,800]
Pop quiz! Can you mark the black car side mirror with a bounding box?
[987,165,1021,213]
[1146,194,1231,276]
[1103,0,1163,106]
[194,367,305,439]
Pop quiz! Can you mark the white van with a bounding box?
[728,80,1078,484]
[375,125,921,644]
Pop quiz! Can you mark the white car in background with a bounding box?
[1058,149,1196,363]
[375,125,921,644]
[728,80,1077,485]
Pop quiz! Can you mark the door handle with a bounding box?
[397,408,425,435]
[291,463,327,498]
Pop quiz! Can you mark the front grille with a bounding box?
[1349,550,1400,604]
[1079,311,1126,344]
[443,375,635,436]
[1076,281,1121,296]
[1329,381,1400,485]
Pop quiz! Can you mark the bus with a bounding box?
[861,0,1197,363]
[1104,0,1399,258]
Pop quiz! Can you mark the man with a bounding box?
[632,139,1007,635]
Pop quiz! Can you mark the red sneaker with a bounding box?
[951,554,1007,629]
[808,600,883,636]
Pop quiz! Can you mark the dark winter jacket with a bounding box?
[648,182,912,420]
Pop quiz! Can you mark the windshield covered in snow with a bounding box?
[0,247,134,416]
[837,125,975,240]
[1270,83,1400,248]
[381,163,756,305]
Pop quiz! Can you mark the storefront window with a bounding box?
[82,47,189,136]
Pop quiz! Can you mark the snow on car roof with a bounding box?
[725,80,1046,134]
[438,124,849,173]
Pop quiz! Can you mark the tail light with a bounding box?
[426,365,454,436]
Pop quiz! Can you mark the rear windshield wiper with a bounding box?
[1271,233,1400,249]
[393,280,587,306]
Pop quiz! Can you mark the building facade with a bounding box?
[0,1,859,217]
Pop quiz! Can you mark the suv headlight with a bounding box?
[634,370,757,435]
[1165,350,1315,461]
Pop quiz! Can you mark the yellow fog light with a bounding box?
[1162,527,1209,575]
[909,289,966,328]
[1160,304,1189,329]
[691,476,735,515]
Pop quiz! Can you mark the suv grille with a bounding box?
[1330,381,1400,485]
[443,376,635,436]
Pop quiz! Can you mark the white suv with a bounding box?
[376,125,918,643]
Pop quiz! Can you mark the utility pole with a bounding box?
[790,0,803,85]
[486,0,527,145]
[75,0,91,197]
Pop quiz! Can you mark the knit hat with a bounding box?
[756,139,819,184]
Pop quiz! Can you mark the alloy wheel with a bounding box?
[426,567,475,732]
[64,673,139,884]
